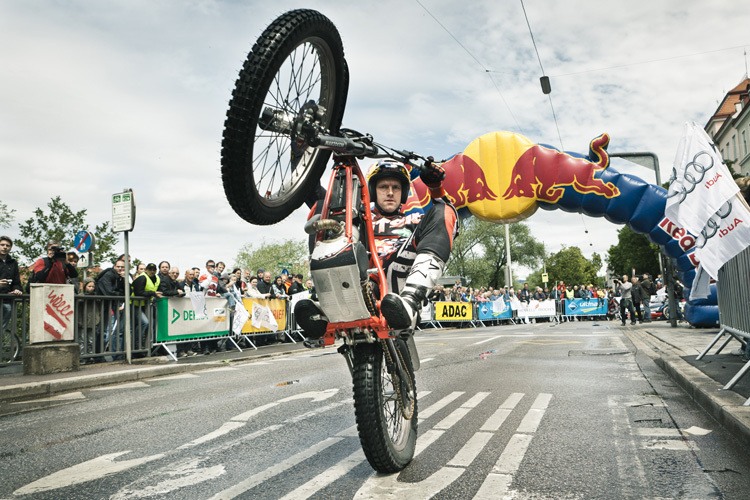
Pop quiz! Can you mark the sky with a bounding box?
[2,0,749,279]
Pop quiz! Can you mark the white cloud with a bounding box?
[1,0,748,279]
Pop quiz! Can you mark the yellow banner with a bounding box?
[241,298,287,333]
[434,301,473,321]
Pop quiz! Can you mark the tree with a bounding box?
[14,196,120,266]
[527,246,602,288]
[234,239,309,278]
[606,226,660,278]
[445,219,545,289]
[0,200,15,229]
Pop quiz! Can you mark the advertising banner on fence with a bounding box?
[477,300,512,321]
[514,299,556,319]
[241,298,287,333]
[434,301,473,321]
[156,297,230,342]
[563,298,607,316]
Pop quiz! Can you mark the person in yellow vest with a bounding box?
[131,263,163,350]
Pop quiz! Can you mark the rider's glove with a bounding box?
[420,157,447,198]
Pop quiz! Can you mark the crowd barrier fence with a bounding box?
[697,246,750,405]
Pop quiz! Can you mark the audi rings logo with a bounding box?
[667,150,715,203]
[695,200,733,249]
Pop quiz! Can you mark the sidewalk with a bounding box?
[623,320,750,450]
[0,341,307,403]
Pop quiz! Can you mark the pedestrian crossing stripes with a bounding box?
[11,390,706,499]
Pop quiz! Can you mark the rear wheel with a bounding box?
[221,9,349,225]
[352,340,417,473]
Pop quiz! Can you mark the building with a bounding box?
[705,76,750,176]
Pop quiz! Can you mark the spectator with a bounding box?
[245,276,269,299]
[428,285,445,302]
[29,240,78,286]
[533,286,546,301]
[132,262,146,281]
[66,251,81,292]
[181,269,200,293]
[631,276,643,323]
[77,277,101,356]
[271,275,289,300]
[199,260,219,296]
[257,271,273,297]
[519,283,531,303]
[288,274,306,295]
[94,260,126,356]
[0,236,23,335]
[616,275,636,326]
[256,268,265,281]
[157,261,185,297]
[640,273,654,323]
[232,268,246,293]
[216,261,226,276]
[170,267,184,292]
[132,263,162,349]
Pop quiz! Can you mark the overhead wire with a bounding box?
[519,0,594,248]
[413,0,524,134]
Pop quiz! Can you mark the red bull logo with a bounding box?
[503,134,619,203]
[441,154,499,208]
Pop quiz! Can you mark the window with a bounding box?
[732,135,737,161]
[743,130,748,158]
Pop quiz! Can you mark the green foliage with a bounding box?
[0,200,15,229]
[13,196,119,266]
[606,226,660,278]
[529,246,602,289]
[445,219,545,289]
[234,239,309,278]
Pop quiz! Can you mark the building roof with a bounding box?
[708,77,750,123]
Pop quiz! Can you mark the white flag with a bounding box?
[693,195,750,278]
[492,297,506,313]
[232,299,250,335]
[251,301,279,331]
[189,291,207,319]
[666,121,739,235]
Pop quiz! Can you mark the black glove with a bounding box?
[419,157,445,188]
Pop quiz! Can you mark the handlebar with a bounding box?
[258,105,436,170]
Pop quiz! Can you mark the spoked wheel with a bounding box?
[352,340,418,473]
[221,9,349,225]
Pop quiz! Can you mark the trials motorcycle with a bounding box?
[220,9,440,472]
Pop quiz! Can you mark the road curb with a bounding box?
[0,348,302,403]
[625,328,750,450]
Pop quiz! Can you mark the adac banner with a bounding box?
[564,298,607,316]
[241,298,288,333]
[156,296,230,342]
[434,301,473,321]
[477,301,512,320]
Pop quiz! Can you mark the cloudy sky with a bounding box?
[2,0,748,278]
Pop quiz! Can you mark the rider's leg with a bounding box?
[381,201,458,330]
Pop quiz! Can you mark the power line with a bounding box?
[414,0,524,134]
[519,0,564,150]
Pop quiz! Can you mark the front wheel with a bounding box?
[221,9,349,225]
[352,340,417,473]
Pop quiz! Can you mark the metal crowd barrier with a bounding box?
[697,246,750,405]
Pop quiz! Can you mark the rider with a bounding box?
[296,159,458,337]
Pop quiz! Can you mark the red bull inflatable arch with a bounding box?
[402,131,718,327]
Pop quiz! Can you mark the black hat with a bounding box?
[145,263,157,271]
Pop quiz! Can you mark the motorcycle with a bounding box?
[220,9,436,473]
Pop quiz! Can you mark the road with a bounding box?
[2,321,750,499]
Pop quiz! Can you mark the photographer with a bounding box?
[29,240,78,285]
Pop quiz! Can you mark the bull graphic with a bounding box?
[502,134,619,203]
[441,154,499,207]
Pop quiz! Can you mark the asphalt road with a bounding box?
[2,321,750,499]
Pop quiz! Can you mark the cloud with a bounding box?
[1,0,749,280]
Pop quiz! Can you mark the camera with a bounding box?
[49,246,66,260]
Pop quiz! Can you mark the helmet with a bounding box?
[367,159,411,206]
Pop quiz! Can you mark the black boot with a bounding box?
[295,299,328,339]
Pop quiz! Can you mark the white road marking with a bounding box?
[14,451,165,495]
[11,391,85,404]
[684,426,712,436]
[178,422,246,449]
[207,437,343,500]
[230,402,279,422]
[447,431,494,467]
[642,439,697,451]
[278,449,365,500]
[91,382,149,390]
[481,393,524,431]
[608,395,649,497]
[110,458,225,499]
[279,388,339,403]
[492,433,533,474]
[418,391,464,420]
[151,373,199,381]
[516,393,552,433]
[420,357,434,363]
[634,428,681,437]
[434,392,490,430]
[200,367,238,373]
[473,335,503,345]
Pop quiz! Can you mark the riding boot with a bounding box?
[294,298,329,339]
[381,253,445,330]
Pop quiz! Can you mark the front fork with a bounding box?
[337,333,420,378]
